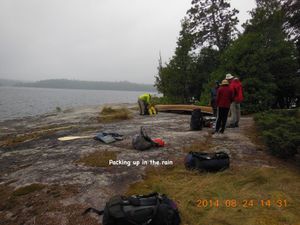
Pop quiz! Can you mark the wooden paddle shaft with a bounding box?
[58,135,94,141]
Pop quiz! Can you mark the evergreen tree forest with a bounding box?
[155,0,300,113]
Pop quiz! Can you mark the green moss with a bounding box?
[76,150,118,167]
[12,184,45,197]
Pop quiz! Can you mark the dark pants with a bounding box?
[138,99,148,115]
[211,100,217,117]
[215,107,230,133]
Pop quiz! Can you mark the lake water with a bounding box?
[0,87,156,121]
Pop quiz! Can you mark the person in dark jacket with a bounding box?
[212,79,233,134]
[210,81,220,117]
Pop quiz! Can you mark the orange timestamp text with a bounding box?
[196,199,288,208]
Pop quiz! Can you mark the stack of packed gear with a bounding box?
[132,127,164,150]
[184,151,230,172]
[190,109,203,131]
[83,192,181,225]
[94,132,124,144]
[148,104,157,116]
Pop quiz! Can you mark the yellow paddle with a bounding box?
[58,135,94,141]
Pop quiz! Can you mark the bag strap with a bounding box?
[140,127,151,141]
[128,194,159,206]
[191,152,211,160]
[103,132,124,137]
[82,207,104,216]
[136,192,159,198]
[140,127,159,147]
[125,194,161,225]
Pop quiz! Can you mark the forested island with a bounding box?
[14,79,156,92]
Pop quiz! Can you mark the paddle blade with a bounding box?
[58,135,93,141]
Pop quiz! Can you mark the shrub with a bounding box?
[254,109,300,158]
[56,107,62,112]
[151,96,184,105]
[98,106,132,122]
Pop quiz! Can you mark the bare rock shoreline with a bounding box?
[0,104,282,224]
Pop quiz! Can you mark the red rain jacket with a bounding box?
[216,85,233,108]
[231,79,244,103]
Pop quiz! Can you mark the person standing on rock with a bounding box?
[212,79,233,134]
[210,81,220,117]
[227,77,244,128]
[138,93,151,115]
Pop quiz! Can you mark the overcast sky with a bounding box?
[0,0,256,84]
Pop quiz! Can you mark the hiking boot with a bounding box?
[234,122,239,127]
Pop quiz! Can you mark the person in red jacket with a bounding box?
[228,77,244,127]
[212,79,233,134]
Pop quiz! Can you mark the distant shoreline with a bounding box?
[1,85,156,93]
[12,79,157,92]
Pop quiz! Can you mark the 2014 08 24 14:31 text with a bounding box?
[196,199,288,208]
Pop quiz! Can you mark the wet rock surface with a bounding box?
[0,104,282,224]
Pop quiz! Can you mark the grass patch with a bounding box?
[182,136,215,153]
[98,106,132,123]
[243,121,266,151]
[0,184,99,225]
[76,150,118,167]
[12,183,45,197]
[126,165,300,225]
[0,125,75,148]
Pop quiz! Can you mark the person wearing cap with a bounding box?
[227,77,244,127]
[138,93,151,115]
[213,79,233,134]
[210,81,220,117]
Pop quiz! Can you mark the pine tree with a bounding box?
[187,0,239,51]
[221,0,299,111]
[282,0,300,41]
[155,18,196,102]
[154,52,165,96]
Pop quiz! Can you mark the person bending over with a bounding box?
[138,93,151,115]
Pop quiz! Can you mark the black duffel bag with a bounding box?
[83,192,181,225]
[184,151,230,172]
[132,127,159,151]
[190,109,203,131]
